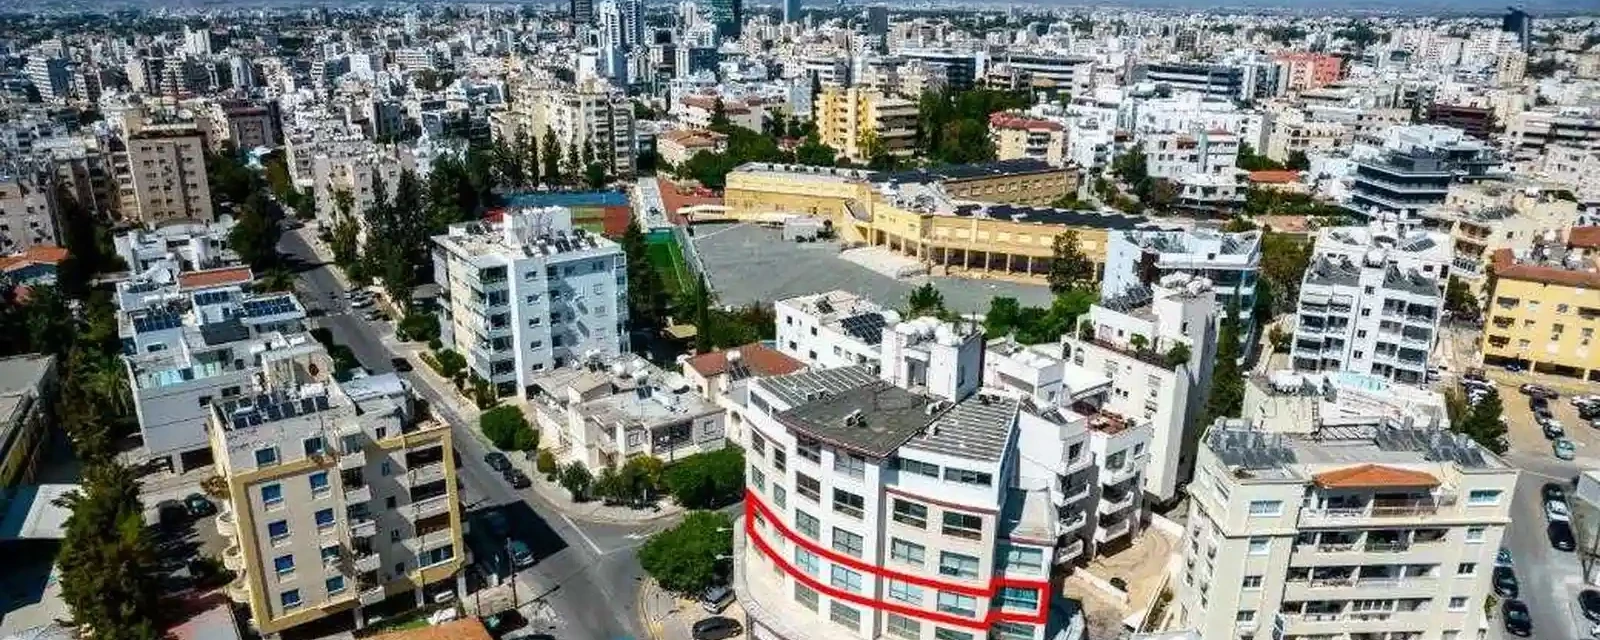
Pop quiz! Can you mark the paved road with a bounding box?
[279,230,654,640]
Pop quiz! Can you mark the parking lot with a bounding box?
[1498,383,1600,465]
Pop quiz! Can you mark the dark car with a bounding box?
[1544,483,1569,503]
[484,452,511,472]
[390,357,413,373]
[155,500,188,528]
[691,616,743,640]
[1502,599,1532,636]
[481,610,527,639]
[183,493,215,518]
[1493,565,1518,598]
[1550,520,1577,551]
[1581,589,1600,623]
[503,468,531,489]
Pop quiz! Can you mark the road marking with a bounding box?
[561,512,605,555]
[695,222,748,240]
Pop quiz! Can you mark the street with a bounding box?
[278,229,655,640]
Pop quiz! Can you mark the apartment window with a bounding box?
[314,508,335,531]
[273,554,295,577]
[999,586,1040,611]
[885,613,921,639]
[794,583,818,611]
[1448,597,1468,611]
[320,545,340,565]
[1003,546,1045,574]
[942,511,983,540]
[833,489,865,519]
[833,453,866,479]
[936,591,978,617]
[307,472,331,498]
[268,520,290,544]
[1248,500,1283,516]
[1247,537,1270,555]
[829,601,860,630]
[261,484,284,509]
[1242,575,1263,589]
[750,466,766,492]
[255,447,279,466]
[890,538,925,566]
[1236,610,1256,623]
[796,438,821,463]
[934,630,975,640]
[795,510,819,539]
[892,499,928,528]
[303,436,326,456]
[896,457,940,478]
[420,544,455,567]
[830,566,862,593]
[832,527,864,557]
[773,449,787,473]
[1457,562,1477,575]
[794,548,819,575]
[887,579,924,604]
[324,575,346,595]
[281,589,302,610]
[938,551,979,579]
[1468,490,1503,505]
[943,467,993,486]
[750,432,766,456]
[773,485,787,509]
[1466,527,1486,543]
[992,622,1036,640]
[796,473,821,502]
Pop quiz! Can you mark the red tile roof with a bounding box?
[177,265,253,290]
[1492,248,1600,289]
[1248,170,1302,184]
[988,113,1063,131]
[1568,226,1600,250]
[1313,464,1440,489]
[686,343,804,378]
[368,619,494,640]
[0,245,69,273]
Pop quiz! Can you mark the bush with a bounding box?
[397,313,440,343]
[662,447,745,509]
[591,456,666,507]
[481,406,537,451]
[638,511,732,594]
[536,449,559,477]
[427,337,443,351]
[559,462,593,501]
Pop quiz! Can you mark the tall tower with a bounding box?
[706,0,742,41]
[783,0,801,23]
[621,0,645,47]
[1502,6,1531,52]
[570,0,595,25]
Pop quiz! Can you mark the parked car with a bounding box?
[1464,368,1489,383]
[1582,589,1600,623]
[691,616,744,640]
[508,539,535,569]
[1493,565,1519,598]
[1544,483,1569,503]
[1502,599,1533,636]
[1550,520,1578,551]
[1504,362,1527,373]
[155,500,189,529]
[484,452,511,472]
[1543,419,1567,440]
[352,298,375,309]
[183,493,215,517]
[1497,546,1515,567]
[1546,499,1572,522]
[1555,438,1577,460]
[503,468,531,489]
[700,584,735,614]
[390,357,413,373]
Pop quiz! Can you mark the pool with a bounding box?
[503,191,629,208]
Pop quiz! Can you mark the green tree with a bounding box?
[794,133,837,166]
[661,447,745,509]
[1285,151,1310,171]
[23,284,72,357]
[621,220,670,336]
[1259,232,1313,315]
[693,275,713,352]
[907,283,945,317]
[1445,276,1479,320]
[585,161,609,189]
[560,462,594,500]
[481,406,538,451]
[638,510,733,594]
[1048,230,1096,293]
[1454,391,1507,454]
[229,197,282,270]
[56,463,164,640]
[536,450,559,477]
[1204,304,1246,425]
[542,129,562,185]
[710,97,730,130]
[1236,142,1285,172]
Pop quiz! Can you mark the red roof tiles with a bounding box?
[1313,464,1440,489]
[686,343,804,378]
[177,265,253,290]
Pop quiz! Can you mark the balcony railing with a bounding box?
[1095,518,1132,543]
[1055,539,1085,564]
[408,460,446,486]
[407,494,451,521]
[338,448,367,470]
[1098,492,1136,515]
[1302,495,1456,520]
[343,483,372,505]
[349,516,377,539]
[359,584,386,606]
[1057,510,1088,536]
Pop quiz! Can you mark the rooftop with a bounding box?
[685,343,804,379]
[1205,422,1506,482]
[874,158,1061,184]
[177,266,253,291]
[1490,247,1600,289]
[1312,463,1440,489]
[902,392,1017,462]
[775,381,941,459]
[757,364,880,408]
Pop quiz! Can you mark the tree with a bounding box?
[542,129,562,184]
[661,447,745,509]
[907,283,945,318]
[536,450,559,477]
[481,406,538,451]
[559,462,594,501]
[1048,230,1095,293]
[1444,276,1479,320]
[638,510,733,594]
[1204,304,1246,425]
[1147,178,1179,214]
[1259,232,1313,316]
[1128,333,1150,352]
[56,463,164,640]
[794,133,837,166]
[1164,343,1192,367]
[1454,391,1507,454]
[23,285,72,357]
[1269,324,1291,353]
[621,220,670,336]
[1285,151,1310,171]
[693,275,713,352]
[1236,142,1285,172]
[229,198,282,270]
[710,97,730,130]
[585,160,609,190]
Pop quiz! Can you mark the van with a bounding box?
[699,584,734,614]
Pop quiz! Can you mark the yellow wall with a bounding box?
[1483,277,1600,379]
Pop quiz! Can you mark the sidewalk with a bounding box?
[636,575,747,640]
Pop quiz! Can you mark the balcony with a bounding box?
[226,572,251,604]
[1094,518,1132,543]
[1101,455,1143,486]
[352,549,381,574]
[223,543,245,571]
[1098,491,1136,515]
[1283,575,1437,600]
[403,529,456,554]
[343,483,372,505]
[406,494,452,521]
[1057,510,1088,536]
[349,516,377,539]
[1054,539,1085,564]
[1056,480,1092,506]
[215,508,236,538]
[1300,495,1456,525]
[359,583,387,606]
[408,460,446,486]
[338,448,367,470]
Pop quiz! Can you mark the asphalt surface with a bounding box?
[279,229,656,640]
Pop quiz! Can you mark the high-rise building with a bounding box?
[865,5,888,36]
[1176,422,1515,640]
[184,25,212,57]
[707,0,742,41]
[26,56,71,101]
[432,207,628,399]
[1345,126,1502,228]
[783,0,801,23]
[1102,228,1262,356]
[596,0,626,50]
[570,0,595,24]
[620,0,645,47]
[230,56,255,89]
[1502,6,1531,52]
[119,123,215,225]
[0,177,58,253]
[813,86,918,164]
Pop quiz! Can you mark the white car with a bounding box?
[1546,500,1572,522]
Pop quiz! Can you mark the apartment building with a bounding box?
[683,343,805,443]
[1273,53,1343,93]
[1102,228,1262,354]
[735,319,1089,640]
[1128,93,1270,152]
[1506,107,1600,153]
[210,374,465,633]
[1060,274,1216,503]
[119,123,215,225]
[526,354,726,470]
[674,95,763,132]
[988,54,1095,95]
[0,354,58,488]
[1346,126,1504,228]
[311,142,416,245]
[432,206,628,399]
[1419,181,1580,287]
[1139,62,1251,101]
[988,113,1068,168]
[1177,423,1517,640]
[114,219,239,275]
[775,290,897,371]
[1265,113,1346,164]
[0,177,59,253]
[1145,130,1240,182]
[657,129,729,167]
[492,78,637,178]
[813,87,917,164]
[1245,369,1451,436]
[217,101,278,151]
[1480,236,1600,380]
[26,56,71,102]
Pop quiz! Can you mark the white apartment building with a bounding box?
[494,78,637,177]
[683,343,806,444]
[311,142,417,246]
[735,316,1089,640]
[1060,274,1217,503]
[1245,370,1452,436]
[114,219,238,276]
[1103,227,1262,353]
[209,372,466,634]
[0,177,59,253]
[1177,423,1517,640]
[526,354,726,470]
[432,207,628,399]
[1144,130,1239,182]
[775,290,896,372]
[1266,112,1347,164]
[1127,93,1270,152]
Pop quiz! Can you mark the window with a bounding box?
[773,449,787,473]
[308,472,330,497]
[830,566,862,593]
[992,622,1035,640]
[1236,610,1256,623]
[999,586,1040,611]
[326,575,346,594]
[261,484,284,509]
[1248,500,1283,516]
[1448,596,1468,611]
[255,447,279,466]
[773,484,787,509]
[303,436,325,456]
[934,630,974,640]
[832,527,863,557]
[794,584,818,611]
[833,453,866,479]
[1242,575,1263,589]
[1457,562,1476,575]
[1468,490,1503,506]
[796,473,821,502]
[936,591,978,617]
[885,613,921,639]
[268,520,290,544]
[943,467,993,486]
[420,544,455,567]
[892,499,927,528]
[795,510,819,539]
[942,511,983,540]
[750,432,765,456]
[1247,537,1269,555]
[280,589,302,610]
[890,538,925,566]
[938,551,979,579]
[832,489,864,519]
[314,508,335,531]
[1466,526,1486,543]
[274,554,295,577]
[750,466,766,492]
[1004,546,1045,574]
[797,438,821,463]
[896,457,939,477]
[887,579,924,604]
[794,548,819,575]
[828,601,860,630]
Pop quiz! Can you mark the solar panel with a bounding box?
[241,296,297,318]
[839,313,887,345]
[133,312,182,334]
[814,298,834,315]
[193,290,232,306]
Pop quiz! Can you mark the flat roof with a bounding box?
[0,484,77,540]
[902,393,1017,463]
[776,381,939,459]
[758,365,880,408]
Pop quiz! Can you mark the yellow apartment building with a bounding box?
[1482,245,1600,381]
[812,87,918,164]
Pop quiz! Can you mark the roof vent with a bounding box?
[844,409,864,427]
